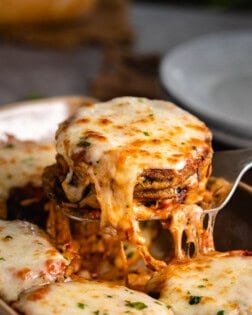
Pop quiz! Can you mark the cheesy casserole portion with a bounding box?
[46,97,213,269]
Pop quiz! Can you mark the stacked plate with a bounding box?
[160,30,252,148]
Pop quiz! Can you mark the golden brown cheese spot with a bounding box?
[16,268,32,280]
[45,249,59,257]
[81,130,107,142]
[135,117,153,124]
[166,156,184,165]
[201,296,216,304]
[81,102,95,108]
[76,118,91,124]
[27,286,51,301]
[186,123,209,133]
[114,125,124,130]
[130,139,149,147]
[97,118,113,125]
[152,139,161,145]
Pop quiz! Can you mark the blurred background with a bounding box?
[0,0,252,148]
[136,0,252,9]
[0,0,251,103]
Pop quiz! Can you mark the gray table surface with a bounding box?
[0,3,252,105]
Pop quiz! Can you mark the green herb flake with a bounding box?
[166,305,172,309]
[197,285,205,288]
[217,311,224,315]
[0,257,5,261]
[202,278,208,281]
[106,295,113,298]
[77,137,91,148]
[21,157,34,164]
[126,252,134,259]
[125,301,147,310]
[143,131,150,136]
[93,311,99,315]
[188,295,202,305]
[77,302,86,309]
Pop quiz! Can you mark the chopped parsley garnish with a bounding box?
[106,295,113,298]
[77,302,86,309]
[21,157,34,164]
[93,311,99,315]
[202,278,208,281]
[143,131,150,136]
[125,301,147,310]
[188,295,202,305]
[166,305,172,309]
[126,252,134,259]
[197,285,205,288]
[217,311,224,315]
[0,257,5,261]
[77,137,91,148]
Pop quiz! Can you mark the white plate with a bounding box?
[160,30,252,147]
[0,96,93,142]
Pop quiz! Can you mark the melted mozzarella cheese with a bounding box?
[56,97,212,269]
[57,97,211,176]
[0,139,55,217]
[0,220,69,302]
[149,251,252,315]
[14,280,173,315]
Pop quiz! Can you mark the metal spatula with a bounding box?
[207,148,252,214]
